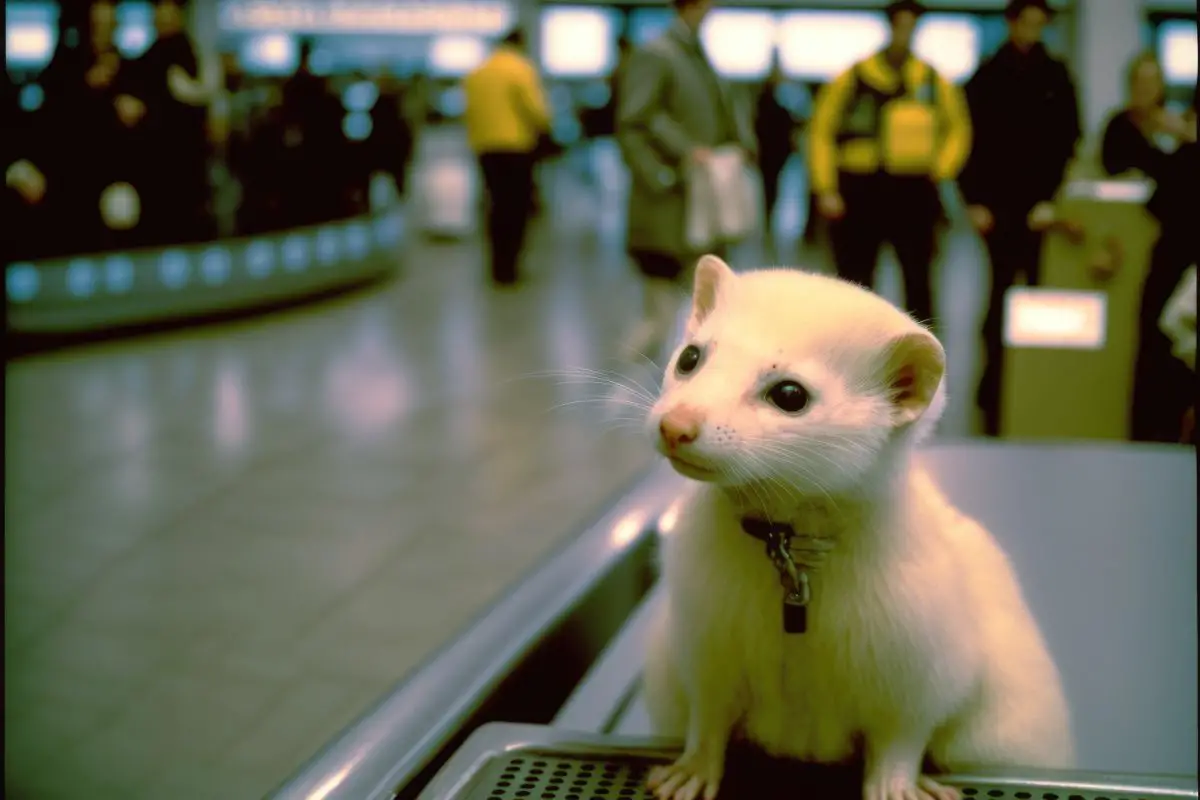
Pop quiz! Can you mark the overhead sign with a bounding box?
[218,0,512,35]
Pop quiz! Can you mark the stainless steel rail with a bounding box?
[267,463,689,800]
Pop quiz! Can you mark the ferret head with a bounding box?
[648,255,946,495]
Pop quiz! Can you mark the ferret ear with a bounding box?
[881,331,946,428]
[689,254,735,329]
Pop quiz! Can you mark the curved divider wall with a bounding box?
[5,210,405,336]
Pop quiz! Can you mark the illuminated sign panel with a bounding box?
[218,0,511,35]
[1160,20,1198,85]
[778,11,980,82]
[430,35,487,76]
[701,9,777,80]
[541,6,615,78]
[1004,288,1108,350]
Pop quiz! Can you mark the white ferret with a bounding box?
[641,256,1073,800]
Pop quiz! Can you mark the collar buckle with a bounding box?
[742,518,812,634]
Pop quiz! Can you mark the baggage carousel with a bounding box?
[5,209,404,337]
[268,442,1199,800]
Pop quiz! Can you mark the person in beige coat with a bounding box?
[616,0,755,360]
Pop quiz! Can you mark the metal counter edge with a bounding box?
[266,461,687,800]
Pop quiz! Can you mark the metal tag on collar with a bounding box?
[764,527,811,635]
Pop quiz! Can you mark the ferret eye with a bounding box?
[766,380,810,414]
[675,344,703,376]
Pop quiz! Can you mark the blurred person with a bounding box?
[279,39,346,224]
[1101,73,1198,442]
[211,52,253,236]
[957,0,1081,436]
[1100,52,1195,177]
[808,0,971,333]
[581,36,633,189]
[34,0,135,254]
[755,59,799,248]
[125,0,212,244]
[595,36,634,142]
[616,0,756,358]
[371,70,415,199]
[462,28,551,286]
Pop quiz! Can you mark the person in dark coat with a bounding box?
[1099,63,1197,443]
[754,59,797,242]
[957,0,1082,436]
[124,0,212,244]
[279,39,347,225]
[35,0,138,255]
[370,70,415,199]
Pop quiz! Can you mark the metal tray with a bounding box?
[416,723,1199,800]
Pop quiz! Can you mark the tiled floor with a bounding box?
[4,134,992,799]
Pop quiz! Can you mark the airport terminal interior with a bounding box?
[4,1,1198,799]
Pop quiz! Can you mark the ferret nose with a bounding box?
[659,406,704,448]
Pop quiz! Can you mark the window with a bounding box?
[1159,19,1198,85]
[701,9,777,80]
[778,11,887,81]
[541,6,615,78]
[429,35,486,77]
[913,15,980,83]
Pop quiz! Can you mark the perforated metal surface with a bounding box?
[470,753,661,800]
[959,786,1163,800]
[465,753,1190,800]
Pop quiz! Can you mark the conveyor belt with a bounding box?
[6,210,404,336]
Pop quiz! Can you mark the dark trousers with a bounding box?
[759,155,787,232]
[478,150,535,285]
[977,206,1045,436]
[828,173,941,331]
[1129,231,1195,442]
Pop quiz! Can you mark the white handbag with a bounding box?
[685,145,757,251]
[1159,265,1197,370]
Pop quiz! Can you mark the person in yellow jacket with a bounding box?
[463,28,551,286]
[808,0,971,332]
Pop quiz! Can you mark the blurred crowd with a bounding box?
[3,0,1195,440]
[460,0,1195,441]
[4,0,425,262]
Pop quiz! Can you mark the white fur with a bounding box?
[642,257,1073,800]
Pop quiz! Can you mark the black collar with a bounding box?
[741,517,796,542]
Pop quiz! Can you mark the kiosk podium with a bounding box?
[1001,177,1159,440]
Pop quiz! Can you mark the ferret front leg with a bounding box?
[647,669,739,800]
[862,731,960,800]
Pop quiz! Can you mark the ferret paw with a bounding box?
[863,774,960,800]
[647,755,722,800]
